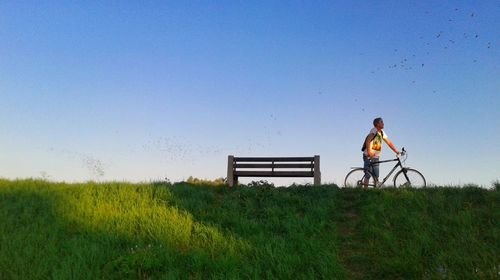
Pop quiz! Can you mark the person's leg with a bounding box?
[363,155,371,187]
[371,157,380,183]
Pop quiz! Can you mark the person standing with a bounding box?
[362,117,400,186]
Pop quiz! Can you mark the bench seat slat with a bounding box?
[234,163,313,169]
[234,157,314,162]
[234,171,314,177]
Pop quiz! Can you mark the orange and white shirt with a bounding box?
[364,128,388,158]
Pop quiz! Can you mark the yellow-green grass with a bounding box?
[0,179,498,279]
[0,179,341,279]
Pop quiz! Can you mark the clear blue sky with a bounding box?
[1,1,499,186]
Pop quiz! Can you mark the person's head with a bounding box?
[373,117,384,130]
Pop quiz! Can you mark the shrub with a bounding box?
[244,180,275,188]
[185,176,226,186]
[493,180,500,191]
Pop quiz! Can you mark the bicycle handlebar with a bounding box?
[397,147,408,163]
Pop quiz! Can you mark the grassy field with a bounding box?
[0,179,498,279]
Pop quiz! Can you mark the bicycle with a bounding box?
[344,148,426,188]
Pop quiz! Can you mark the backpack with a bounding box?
[361,130,384,152]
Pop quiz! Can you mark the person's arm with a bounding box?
[365,133,375,157]
[383,138,399,155]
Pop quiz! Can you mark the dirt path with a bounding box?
[337,188,366,279]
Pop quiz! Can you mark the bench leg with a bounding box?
[227,155,235,187]
[314,174,321,185]
[314,155,321,185]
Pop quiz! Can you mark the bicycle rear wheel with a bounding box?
[393,168,426,188]
[344,168,377,188]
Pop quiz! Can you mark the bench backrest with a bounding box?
[227,155,321,187]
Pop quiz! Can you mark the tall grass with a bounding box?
[344,187,499,279]
[0,179,498,279]
[0,179,342,279]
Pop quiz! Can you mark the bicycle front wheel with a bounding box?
[344,168,377,188]
[393,168,426,188]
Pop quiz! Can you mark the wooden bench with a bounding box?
[227,155,321,187]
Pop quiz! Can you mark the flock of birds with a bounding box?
[141,136,223,163]
[47,148,106,178]
[316,7,495,114]
[376,8,491,77]
[47,138,226,179]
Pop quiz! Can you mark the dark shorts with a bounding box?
[363,155,379,180]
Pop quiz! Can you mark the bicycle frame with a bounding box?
[367,157,407,187]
